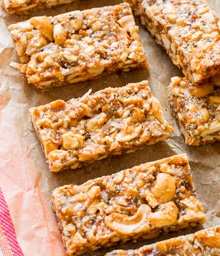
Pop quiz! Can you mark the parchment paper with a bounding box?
[0,0,220,255]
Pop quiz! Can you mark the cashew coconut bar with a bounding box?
[30,80,174,172]
[125,0,220,85]
[51,154,206,256]
[168,76,220,146]
[2,0,75,15]
[105,225,220,256]
[8,3,148,89]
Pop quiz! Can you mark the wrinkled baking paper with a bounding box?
[0,0,220,255]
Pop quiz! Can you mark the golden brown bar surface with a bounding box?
[30,80,174,172]
[2,0,75,15]
[125,0,220,85]
[8,3,148,89]
[51,154,206,256]
[105,225,220,256]
[168,76,220,146]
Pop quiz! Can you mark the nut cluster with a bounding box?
[30,81,174,172]
[168,76,220,146]
[105,226,220,256]
[8,3,148,88]
[2,0,75,15]
[52,154,206,256]
[125,0,220,84]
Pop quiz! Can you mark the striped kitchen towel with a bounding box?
[0,188,24,256]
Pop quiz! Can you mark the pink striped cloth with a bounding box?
[0,188,24,256]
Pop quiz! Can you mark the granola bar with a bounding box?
[105,225,220,256]
[168,76,220,146]
[2,0,75,15]
[8,3,148,89]
[51,154,206,256]
[29,80,174,172]
[125,0,220,85]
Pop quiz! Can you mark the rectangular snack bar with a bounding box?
[29,80,174,172]
[8,3,148,89]
[2,0,75,15]
[51,154,206,256]
[168,76,220,146]
[105,225,220,256]
[125,0,220,85]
